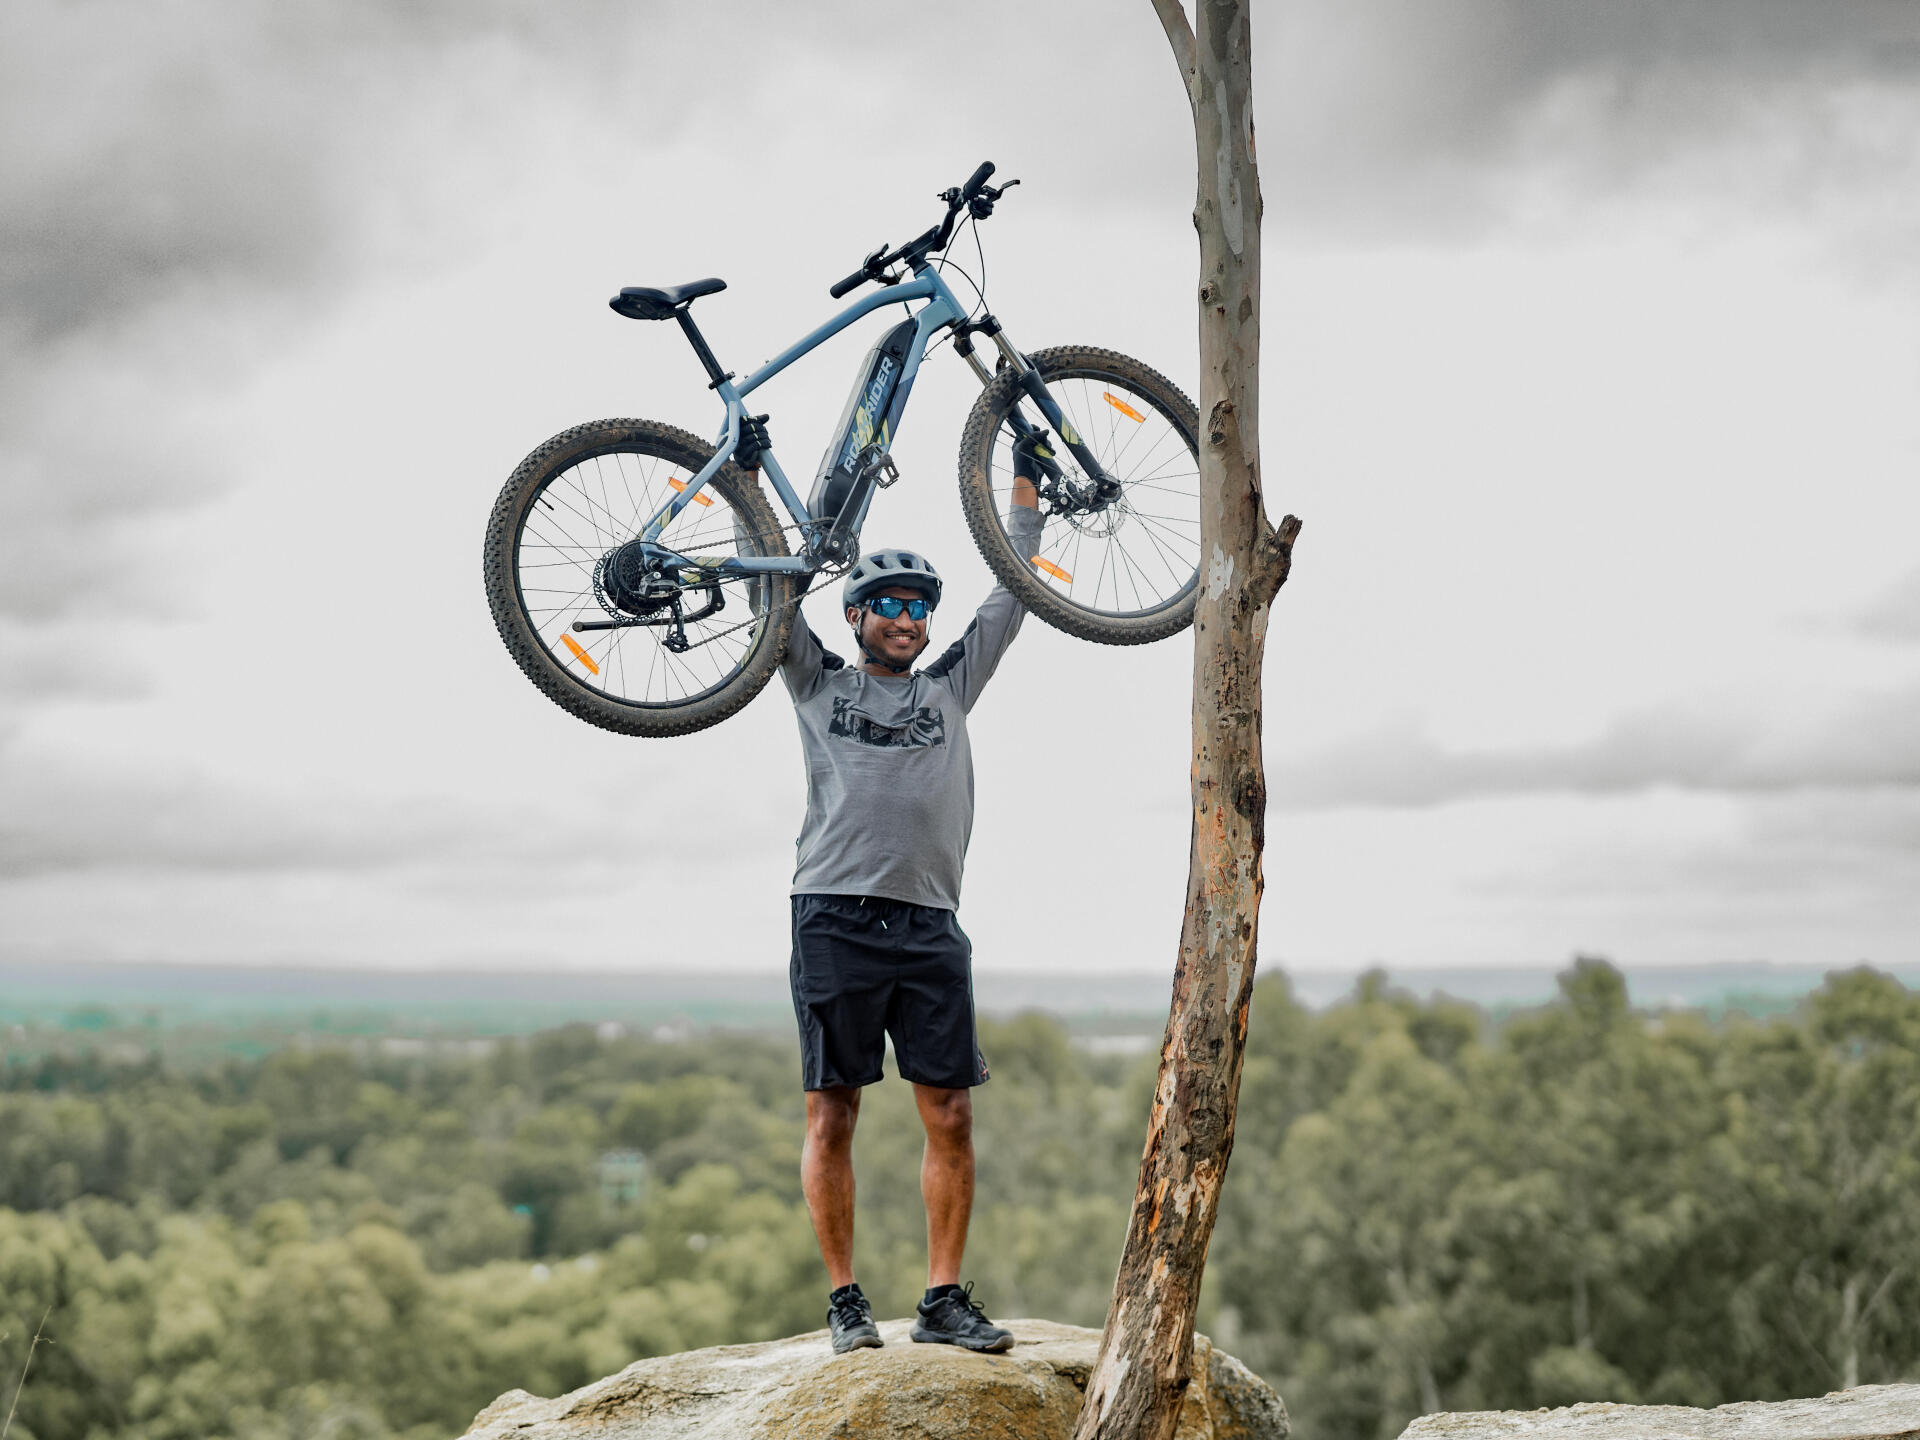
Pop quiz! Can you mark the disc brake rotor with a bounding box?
[1064,493,1130,539]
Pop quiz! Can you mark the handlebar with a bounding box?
[827,161,1012,297]
[831,243,888,300]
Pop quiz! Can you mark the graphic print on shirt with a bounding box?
[828,696,947,749]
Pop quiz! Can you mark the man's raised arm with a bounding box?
[923,480,1040,712]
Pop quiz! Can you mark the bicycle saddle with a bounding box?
[609,278,727,320]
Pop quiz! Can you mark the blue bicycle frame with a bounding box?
[631,262,1092,578]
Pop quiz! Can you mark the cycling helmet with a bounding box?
[842,549,942,610]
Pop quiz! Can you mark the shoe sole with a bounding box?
[832,1331,883,1354]
[910,1324,1014,1353]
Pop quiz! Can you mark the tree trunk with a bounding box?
[1387,1264,1443,1417]
[1840,1273,1861,1391]
[1572,1268,1591,1351]
[1073,4,1299,1438]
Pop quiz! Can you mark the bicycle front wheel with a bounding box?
[957,346,1200,645]
[482,418,798,738]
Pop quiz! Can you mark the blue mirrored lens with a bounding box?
[868,596,931,620]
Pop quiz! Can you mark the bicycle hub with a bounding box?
[599,541,675,618]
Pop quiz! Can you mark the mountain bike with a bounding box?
[482,162,1201,737]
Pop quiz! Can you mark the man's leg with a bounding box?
[912,1083,973,1287]
[803,1085,862,1289]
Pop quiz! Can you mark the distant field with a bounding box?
[5,957,1913,1065]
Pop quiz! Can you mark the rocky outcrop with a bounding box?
[462,1318,1287,1440]
[1400,1385,1920,1440]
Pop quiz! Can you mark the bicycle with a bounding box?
[482,161,1202,737]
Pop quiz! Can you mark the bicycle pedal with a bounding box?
[867,452,902,489]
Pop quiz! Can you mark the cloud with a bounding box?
[0,767,501,878]
[0,622,152,749]
[0,752,797,969]
[8,0,1911,357]
[0,741,783,885]
[0,0,691,345]
[1273,682,1920,809]
[0,0,708,624]
[1251,0,1920,253]
[1857,567,1920,642]
[1471,789,1920,922]
[3,0,1912,590]
[1259,0,1920,162]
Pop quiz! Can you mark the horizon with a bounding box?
[8,954,1912,1025]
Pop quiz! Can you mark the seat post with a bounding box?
[674,308,732,388]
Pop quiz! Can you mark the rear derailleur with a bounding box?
[575,541,724,652]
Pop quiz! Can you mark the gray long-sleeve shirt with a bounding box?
[781,510,1042,910]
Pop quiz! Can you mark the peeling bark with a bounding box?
[1073,4,1300,1438]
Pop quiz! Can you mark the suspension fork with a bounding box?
[954,317,1118,498]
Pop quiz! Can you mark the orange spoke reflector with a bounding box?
[1102,392,1146,423]
[561,633,601,675]
[1032,556,1073,583]
[668,476,714,508]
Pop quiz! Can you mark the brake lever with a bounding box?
[861,242,890,276]
[968,179,1018,219]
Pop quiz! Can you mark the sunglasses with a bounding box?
[864,596,934,621]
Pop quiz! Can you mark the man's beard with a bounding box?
[855,614,929,670]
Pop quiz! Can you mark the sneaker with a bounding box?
[828,1284,882,1354]
[910,1281,1014,1353]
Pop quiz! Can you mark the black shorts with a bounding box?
[789,894,989,1092]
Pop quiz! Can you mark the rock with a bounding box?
[1399,1385,1920,1440]
[461,1318,1288,1440]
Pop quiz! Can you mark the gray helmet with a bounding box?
[842,548,942,610]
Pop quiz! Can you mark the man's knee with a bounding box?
[917,1086,972,1148]
[806,1087,860,1149]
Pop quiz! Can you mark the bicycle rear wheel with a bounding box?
[482,418,798,737]
[957,346,1200,644]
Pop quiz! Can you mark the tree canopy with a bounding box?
[2,963,1916,1440]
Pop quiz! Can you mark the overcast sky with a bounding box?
[2,0,1916,981]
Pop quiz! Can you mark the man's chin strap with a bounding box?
[851,613,916,675]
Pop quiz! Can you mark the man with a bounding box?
[779,477,1042,1355]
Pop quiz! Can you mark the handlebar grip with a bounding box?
[962,161,995,200]
[829,269,867,300]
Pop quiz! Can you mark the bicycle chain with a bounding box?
[676,561,843,653]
